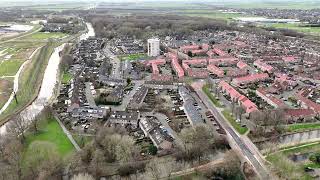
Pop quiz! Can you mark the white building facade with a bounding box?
[147,38,160,57]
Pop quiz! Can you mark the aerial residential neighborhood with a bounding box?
[1,0,320,180]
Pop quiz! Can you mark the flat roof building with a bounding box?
[148,38,160,57]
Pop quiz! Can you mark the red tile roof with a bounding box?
[254,60,273,73]
[237,60,248,69]
[296,94,320,113]
[232,73,269,85]
[207,64,224,77]
[219,81,258,113]
[285,109,315,117]
[256,88,286,108]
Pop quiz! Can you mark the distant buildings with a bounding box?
[148,38,160,57]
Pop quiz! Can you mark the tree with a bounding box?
[126,78,132,86]
[148,144,158,155]
[145,158,175,180]
[8,115,28,142]
[0,136,24,180]
[204,150,242,179]
[179,124,216,163]
[24,141,62,180]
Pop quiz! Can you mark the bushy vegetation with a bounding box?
[87,14,234,40]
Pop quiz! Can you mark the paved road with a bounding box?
[191,81,271,180]
[103,45,122,79]
[85,82,97,108]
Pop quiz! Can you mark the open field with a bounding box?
[222,110,248,135]
[21,32,68,40]
[0,59,24,76]
[218,1,320,10]
[179,10,256,22]
[25,117,74,157]
[264,23,320,36]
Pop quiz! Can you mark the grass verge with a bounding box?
[202,84,223,108]
[285,123,320,133]
[222,110,248,135]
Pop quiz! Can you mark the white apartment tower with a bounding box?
[147,38,160,57]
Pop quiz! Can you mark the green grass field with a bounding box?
[62,71,72,84]
[25,117,74,157]
[119,53,148,61]
[202,84,223,108]
[219,1,320,9]
[23,32,67,40]
[222,110,248,135]
[286,123,320,132]
[0,59,24,76]
[181,10,256,21]
[264,23,320,36]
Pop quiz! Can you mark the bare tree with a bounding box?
[8,115,28,142]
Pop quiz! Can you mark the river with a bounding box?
[0,22,95,135]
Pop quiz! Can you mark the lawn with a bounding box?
[23,32,67,40]
[25,117,74,157]
[119,53,148,61]
[62,71,72,84]
[182,10,254,22]
[286,123,320,133]
[0,59,24,76]
[222,110,248,135]
[202,84,223,108]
